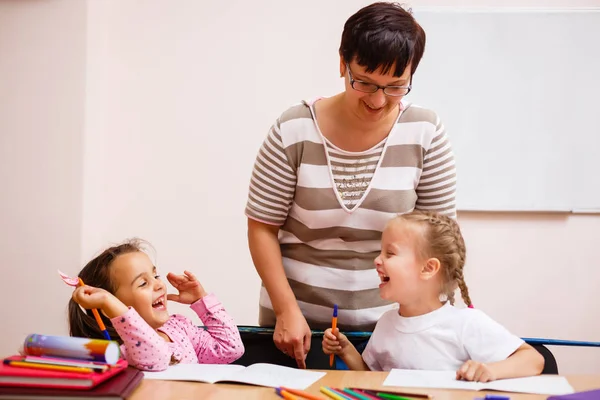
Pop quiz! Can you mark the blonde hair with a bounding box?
[391,210,472,307]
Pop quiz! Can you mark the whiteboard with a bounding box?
[408,10,600,212]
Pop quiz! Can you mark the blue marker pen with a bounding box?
[474,395,510,400]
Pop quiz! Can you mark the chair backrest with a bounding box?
[234,326,561,373]
[529,343,559,374]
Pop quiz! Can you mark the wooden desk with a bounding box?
[129,372,600,400]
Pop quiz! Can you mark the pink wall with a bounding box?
[1,0,598,374]
[0,0,86,355]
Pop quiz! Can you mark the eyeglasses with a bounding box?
[346,63,412,96]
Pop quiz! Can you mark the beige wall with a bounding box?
[1,0,598,375]
[0,0,86,353]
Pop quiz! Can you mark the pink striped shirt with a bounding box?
[110,293,244,371]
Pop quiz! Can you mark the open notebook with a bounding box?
[383,369,575,396]
[143,363,326,390]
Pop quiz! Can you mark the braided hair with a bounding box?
[393,211,472,307]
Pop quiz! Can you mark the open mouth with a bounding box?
[152,295,166,311]
[363,101,384,113]
[378,270,390,284]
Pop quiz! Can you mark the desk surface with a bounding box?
[129,372,600,400]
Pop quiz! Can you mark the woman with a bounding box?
[245,2,456,368]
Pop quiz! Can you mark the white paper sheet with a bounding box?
[143,363,326,389]
[383,369,575,395]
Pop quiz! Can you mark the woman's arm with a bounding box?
[415,112,457,218]
[245,117,311,368]
[248,218,311,368]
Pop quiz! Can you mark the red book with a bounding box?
[0,367,142,399]
[0,357,128,389]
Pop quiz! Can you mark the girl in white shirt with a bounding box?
[322,211,544,382]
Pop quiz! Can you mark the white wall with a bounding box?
[1,0,598,374]
[0,0,86,355]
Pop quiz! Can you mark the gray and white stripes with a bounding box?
[246,101,456,330]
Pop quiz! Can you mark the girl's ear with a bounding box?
[421,257,441,280]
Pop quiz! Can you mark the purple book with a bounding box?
[547,389,600,400]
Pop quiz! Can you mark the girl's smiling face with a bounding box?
[111,252,169,329]
[375,222,424,304]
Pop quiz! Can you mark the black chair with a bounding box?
[233,326,368,369]
[527,343,558,374]
[234,326,562,373]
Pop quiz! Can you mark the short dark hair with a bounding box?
[339,2,426,77]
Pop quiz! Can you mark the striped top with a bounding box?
[327,139,386,210]
[245,99,456,331]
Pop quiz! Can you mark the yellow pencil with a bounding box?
[6,361,94,374]
[320,386,348,400]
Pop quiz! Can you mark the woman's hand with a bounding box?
[166,270,207,304]
[72,285,127,318]
[274,308,312,369]
[456,360,496,382]
[322,328,351,356]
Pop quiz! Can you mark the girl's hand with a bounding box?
[456,360,496,382]
[322,328,351,356]
[72,285,127,318]
[166,270,207,304]
[72,285,113,310]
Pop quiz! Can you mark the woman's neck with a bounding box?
[317,94,399,151]
[339,94,399,133]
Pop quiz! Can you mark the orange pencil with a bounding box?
[329,304,338,368]
[78,278,111,340]
[5,360,94,374]
[281,387,324,400]
[275,387,300,399]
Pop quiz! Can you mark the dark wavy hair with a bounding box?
[340,2,426,77]
[68,239,147,343]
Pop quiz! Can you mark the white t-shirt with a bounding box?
[362,303,524,371]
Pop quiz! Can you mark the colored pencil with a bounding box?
[280,387,324,400]
[329,304,338,367]
[321,386,352,400]
[78,277,111,340]
[276,387,300,400]
[348,389,380,400]
[354,388,432,399]
[330,388,356,399]
[20,356,109,372]
[5,360,94,374]
[376,393,412,400]
[342,388,375,400]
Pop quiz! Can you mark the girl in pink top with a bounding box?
[68,239,244,371]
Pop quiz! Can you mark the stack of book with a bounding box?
[0,334,142,399]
